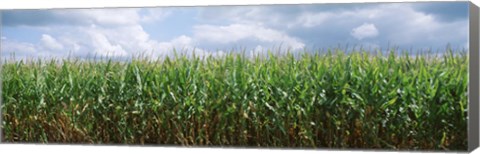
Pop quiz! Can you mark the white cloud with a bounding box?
[87,31,128,57]
[40,34,64,50]
[33,21,169,58]
[170,35,193,46]
[1,40,37,59]
[7,20,245,59]
[375,4,468,48]
[193,24,305,50]
[198,7,266,25]
[56,35,82,53]
[156,35,193,53]
[154,35,227,59]
[91,25,154,52]
[351,23,379,40]
[69,9,141,26]
[1,36,6,40]
[140,8,172,23]
[291,3,465,49]
[297,12,333,28]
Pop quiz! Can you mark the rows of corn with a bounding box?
[1,49,468,150]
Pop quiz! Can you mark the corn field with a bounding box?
[0,49,468,151]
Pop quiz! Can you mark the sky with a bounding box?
[0,2,470,60]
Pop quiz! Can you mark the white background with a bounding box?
[0,0,478,154]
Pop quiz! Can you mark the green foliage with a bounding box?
[1,49,468,150]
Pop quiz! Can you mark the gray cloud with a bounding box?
[2,10,82,27]
[411,2,469,22]
[1,8,163,28]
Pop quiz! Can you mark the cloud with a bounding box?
[196,5,292,32]
[375,4,468,49]
[2,36,78,59]
[193,24,305,50]
[1,39,38,59]
[411,2,468,22]
[2,8,169,27]
[140,8,172,23]
[156,35,194,54]
[1,36,6,40]
[293,3,467,50]
[86,31,128,57]
[76,9,141,26]
[2,10,70,27]
[1,2,469,60]
[2,7,181,58]
[154,35,228,59]
[40,34,64,50]
[296,12,334,28]
[195,2,467,51]
[351,23,379,40]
